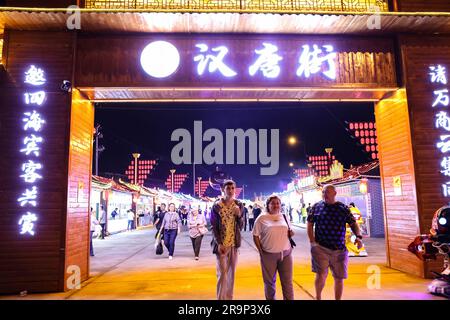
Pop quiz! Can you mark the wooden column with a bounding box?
[0,30,93,294]
[65,89,94,290]
[375,89,422,277]
[376,35,450,278]
[399,35,450,277]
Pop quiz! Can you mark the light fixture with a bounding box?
[288,136,297,145]
[359,178,368,195]
[140,41,180,78]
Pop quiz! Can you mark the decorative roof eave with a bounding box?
[320,160,380,185]
[2,7,450,15]
[1,9,450,35]
[91,175,113,190]
[140,185,160,197]
[117,179,142,192]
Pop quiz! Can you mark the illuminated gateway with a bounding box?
[0,0,450,294]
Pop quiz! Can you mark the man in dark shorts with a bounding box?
[307,184,364,300]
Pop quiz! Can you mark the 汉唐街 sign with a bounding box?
[17,65,47,236]
[432,65,450,196]
[140,40,337,80]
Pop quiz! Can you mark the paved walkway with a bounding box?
[2,226,446,300]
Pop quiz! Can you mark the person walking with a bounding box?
[90,207,99,256]
[307,184,364,300]
[161,203,182,259]
[306,203,312,216]
[183,207,189,226]
[99,205,107,239]
[188,208,208,260]
[296,204,302,223]
[127,209,135,231]
[153,206,161,225]
[154,203,167,239]
[111,207,119,220]
[210,180,245,300]
[253,204,262,221]
[301,203,308,224]
[248,205,255,231]
[243,205,248,232]
[253,195,295,300]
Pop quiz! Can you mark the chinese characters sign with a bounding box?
[17,65,48,236]
[431,64,450,197]
[140,41,337,81]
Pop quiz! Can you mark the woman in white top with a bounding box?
[253,195,295,300]
[188,208,208,260]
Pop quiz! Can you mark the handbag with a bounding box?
[282,214,297,248]
[199,226,208,236]
[155,228,164,255]
[210,237,219,254]
[156,241,164,255]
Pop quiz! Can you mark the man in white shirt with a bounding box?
[127,209,135,231]
[99,205,107,239]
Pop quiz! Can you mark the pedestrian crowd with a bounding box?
[150,179,364,301]
[89,179,364,301]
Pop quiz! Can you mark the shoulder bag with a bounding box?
[282,214,297,248]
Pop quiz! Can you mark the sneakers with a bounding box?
[169,256,173,260]
[195,257,199,261]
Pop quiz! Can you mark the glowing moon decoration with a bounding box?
[140,41,180,78]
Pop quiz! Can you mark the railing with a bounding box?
[84,0,390,12]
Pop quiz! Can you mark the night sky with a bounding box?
[95,102,375,198]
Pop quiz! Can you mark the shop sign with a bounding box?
[298,175,316,188]
[141,41,336,80]
[431,65,450,196]
[393,176,402,196]
[78,181,85,203]
[336,185,352,196]
[287,181,296,192]
[17,65,48,236]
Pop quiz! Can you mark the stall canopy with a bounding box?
[91,175,210,206]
